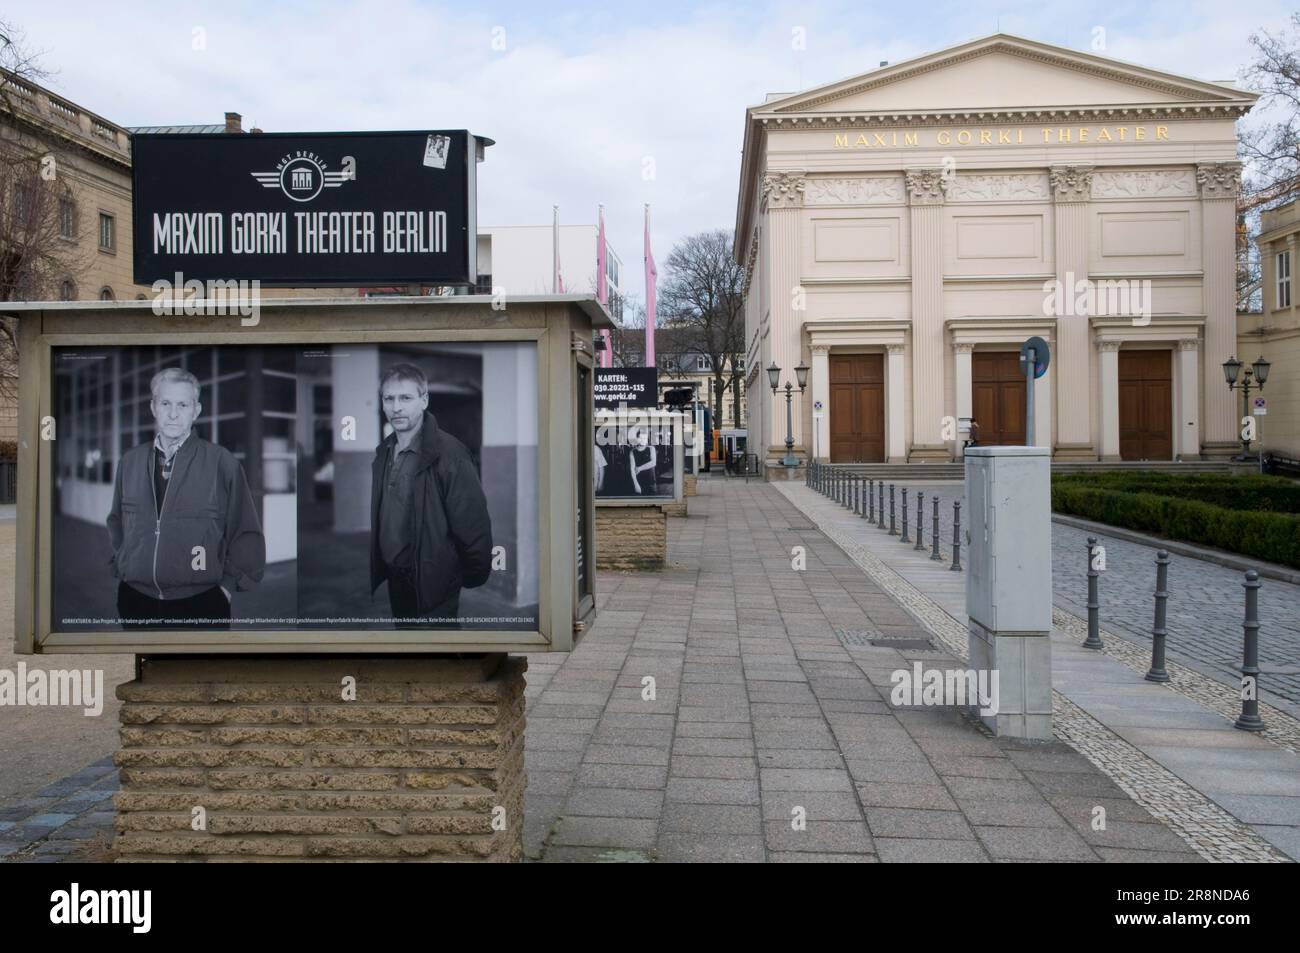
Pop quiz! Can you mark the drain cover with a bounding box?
[869,638,935,650]
[834,628,876,647]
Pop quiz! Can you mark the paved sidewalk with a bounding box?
[1,478,1234,863]
[781,478,1300,862]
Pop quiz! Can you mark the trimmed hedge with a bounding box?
[1051,480,1300,569]
[1053,470,1300,514]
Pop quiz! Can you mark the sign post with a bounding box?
[1019,336,1051,446]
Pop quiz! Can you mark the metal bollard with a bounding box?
[930,496,941,560]
[877,481,885,530]
[950,501,962,571]
[1145,550,1170,682]
[867,479,875,522]
[1235,570,1265,732]
[915,492,927,551]
[900,488,910,543]
[861,477,869,519]
[852,475,859,513]
[1082,536,1103,650]
[889,484,897,535]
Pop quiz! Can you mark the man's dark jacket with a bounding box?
[369,411,493,612]
[107,436,265,600]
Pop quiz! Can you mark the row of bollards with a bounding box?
[808,463,964,573]
[1081,536,1267,732]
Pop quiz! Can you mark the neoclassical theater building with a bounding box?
[736,34,1258,469]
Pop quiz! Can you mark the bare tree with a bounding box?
[1238,15,1300,310]
[0,21,89,420]
[657,229,745,434]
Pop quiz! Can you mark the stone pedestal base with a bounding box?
[114,654,526,862]
[967,624,1052,740]
[763,461,806,481]
[683,474,697,497]
[595,504,666,570]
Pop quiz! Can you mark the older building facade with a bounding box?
[1240,201,1300,461]
[736,35,1257,469]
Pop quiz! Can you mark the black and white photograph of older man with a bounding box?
[107,367,266,627]
[51,345,298,631]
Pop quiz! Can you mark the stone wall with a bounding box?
[595,505,667,570]
[114,654,526,862]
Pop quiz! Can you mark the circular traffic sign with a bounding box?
[1020,336,1050,379]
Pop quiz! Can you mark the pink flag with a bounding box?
[597,205,608,306]
[644,204,657,369]
[597,205,611,367]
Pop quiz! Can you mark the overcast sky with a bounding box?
[7,0,1295,301]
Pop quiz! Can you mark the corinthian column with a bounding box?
[762,170,806,462]
[906,168,948,461]
[1198,162,1242,457]
[1050,164,1095,459]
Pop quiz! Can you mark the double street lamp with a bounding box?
[768,360,809,467]
[1222,354,1271,462]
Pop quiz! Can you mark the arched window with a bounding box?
[99,287,115,301]
[59,280,76,301]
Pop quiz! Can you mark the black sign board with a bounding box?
[131,130,480,286]
[594,368,658,409]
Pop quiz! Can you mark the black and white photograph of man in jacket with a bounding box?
[294,342,541,630]
[370,363,493,625]
[106,367,266,627]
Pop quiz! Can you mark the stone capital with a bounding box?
[905,168,948,205]
[1098,339,1123,353]
[953,342,975,355]
[1050,164,1094,202]
[810,344,830,355]
[886,343,906,355]
[1177,337,1200,352]
[1197,161,1242,200]
[762,170,806,209]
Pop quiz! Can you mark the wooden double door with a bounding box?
[1119,350,1172,461]
[971,352,1026,445]
[829,354,885,462]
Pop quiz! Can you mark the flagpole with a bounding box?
[552,205,559,295]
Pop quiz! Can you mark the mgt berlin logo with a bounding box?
[251,151,353,203]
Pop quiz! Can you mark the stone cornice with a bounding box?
[755,104,1252,127]
[768,42,1250,116]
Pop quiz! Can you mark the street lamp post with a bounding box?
[1222,355,1271,463]
[768,360,809,468]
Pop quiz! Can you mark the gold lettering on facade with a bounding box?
[829,124,1167,149]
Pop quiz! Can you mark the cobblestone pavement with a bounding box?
[828,477,1300,715]
[1051,522,1300,713]
[0,758,117,863]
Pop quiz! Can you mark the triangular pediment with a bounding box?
[760,34,1254,116]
